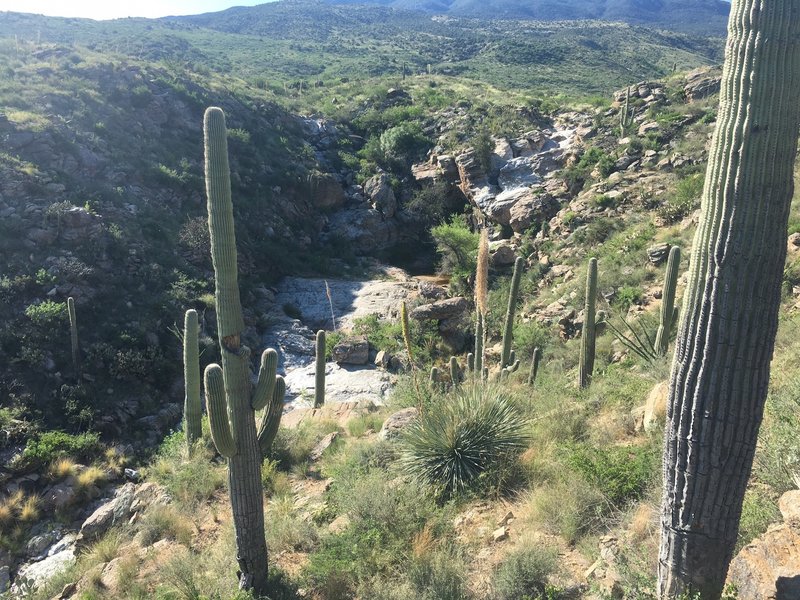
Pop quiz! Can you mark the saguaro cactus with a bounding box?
[183,309,202,450]
[578,258,597,389]
[619,86,632,136]
[67,296,80,377]
[654,246,680,357]
[501,257,524,368]
[658,3,800,597]
[201,106,282,595]
[449,356,459,386]
[400,301,414,364]
[258,375,286,457]
[527,347,541,386]
[315,330,326,408]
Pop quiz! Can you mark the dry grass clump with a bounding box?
[0,490,25,526]
[136,504,194,547]
[76,465,107,490]
[48,456,77,480]
[19,493,40,522]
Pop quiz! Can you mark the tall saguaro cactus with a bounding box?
[201,106,282,595]
[658,3,800,598]
[654,246,680,357]
[578,258,597,389]
[67,296,80,378]
[501,257,524,368]
[183,309,202,450]
[314,330,326,408]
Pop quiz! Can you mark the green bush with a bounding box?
[492,543,559,600]
[657,173,704,223]
[24,300,67,328]
[20,430,102,467]
[401,383,529,496]
[431,215,479,285]
[565,442,657,507]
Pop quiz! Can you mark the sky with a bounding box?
[0,1,271,20]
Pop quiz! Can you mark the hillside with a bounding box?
[0,2,724,97]
[2,1,798,599]
[324,0,731,34]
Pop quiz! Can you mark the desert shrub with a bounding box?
[492,543,559,600]
[737,487,780,551]
[265,495,320,552]
[261,458,292,498]
[20,430,101,468]
[401,383,529,496]
[137,504,193,546]
[527,477,606,543]
[431,215,479,286]
[755,374,800,492]
[147,429,225,508]
[657,173,704,223]
[346,413,385,438]
[565,442,658,507]
[24,299,67,327]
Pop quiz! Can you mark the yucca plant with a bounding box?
[401,383,528,497]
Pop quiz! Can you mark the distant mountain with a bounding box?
[323,0,731,33]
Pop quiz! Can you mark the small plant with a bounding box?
[492,543,559,600]
[401,383,529,496]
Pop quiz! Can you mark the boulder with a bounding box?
[410,297,469,321]
[498,157,543,189]
[308,171,346,210]
[76,483,136,545]
[364,173,397,218]
[490,242,517,267]
[12,548,76,593]
[647,243,671,265]
[684,68,722,102]
[643,381,668,433]
[60,206,102,243]
[309,432,339,462]
[332,337,369,365]
[509,192,560,233]
[325,206,400,254]
[378,407,418,440]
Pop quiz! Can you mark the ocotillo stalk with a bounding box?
[578,258,598,389]
[67,296,80,378]
[474,310,484,376]
[314,330,326,408]
[449,356,459,386]
[400,301,414,365]
[501,257,524,368]
[202,106,278,595]
[658,3,800,597]
[654,246,680,356]
[527,347,541,386]
[183,309,202,450]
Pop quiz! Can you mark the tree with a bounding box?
[658,2,800,598]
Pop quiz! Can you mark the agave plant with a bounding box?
[401,383,529,496]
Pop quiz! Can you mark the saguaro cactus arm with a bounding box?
[658,2,800,597]
[252,349,278,411]
[204,364,236,458]
[258,375,286,456]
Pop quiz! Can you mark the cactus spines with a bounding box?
[315,330,326,408]
[501,257,524,368]
[400,301,414,364]
[579,258,598,389]
[527,347,541,386]
[449,356,459,386]
[67,296,80,377]
[202,106,269,594]
[258,375,286,457]
[183,309,202,449]
[654,246,680,356]
[466,352,474,372]
[658,2,800,595]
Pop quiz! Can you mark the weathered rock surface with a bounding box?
[728,489,800,600]
[332,337,370,365]
[364,173,397,218]
[378,407,419,440]
[410,297,469,321]
[284,362,393,407]
[76,483,136,546]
